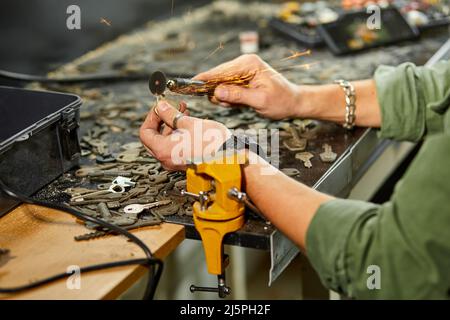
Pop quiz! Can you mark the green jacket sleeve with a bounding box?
[375,60,450,141]
[306,129,450,299]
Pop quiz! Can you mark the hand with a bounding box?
[139,100,231,170]
[194,54,301,120]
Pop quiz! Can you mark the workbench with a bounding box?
[0,204,184,299]
[1,0,449,298]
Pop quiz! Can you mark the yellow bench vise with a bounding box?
[185,152,246,298]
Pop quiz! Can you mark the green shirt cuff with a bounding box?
[374,63,425,142]
[374,61,450,141]
[306,198,379,294]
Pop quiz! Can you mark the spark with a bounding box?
[280,49,311,61]
[100,17,112,27]
[203,41,225,61]
[276,61,320,72]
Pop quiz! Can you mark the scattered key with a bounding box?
[74,217,162,241]
[97,202,112,219]
[123,200,172,214]
[281,168,300,177]
[320,144,337,163]
[283,126,307,152]
[296,152,314,168]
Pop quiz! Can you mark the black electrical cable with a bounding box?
[0,69,195,84]
[0,179,163,299]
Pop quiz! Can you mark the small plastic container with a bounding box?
[239,31,259,54]
[0,86,82,216]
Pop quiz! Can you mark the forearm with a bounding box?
[242,157,333,251]
[292,79,382,128]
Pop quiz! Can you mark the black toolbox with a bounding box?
[0,86,82,217]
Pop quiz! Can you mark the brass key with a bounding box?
[319,144,337,163]
[296,152,314,168]
[123,200,172,214]
[283,126,307,152]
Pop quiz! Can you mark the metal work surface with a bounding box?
[168,123,368,250]
[28,0,449,283]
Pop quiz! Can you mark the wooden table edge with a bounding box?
[0,204,185,300]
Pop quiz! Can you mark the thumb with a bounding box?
[214,85,262,106]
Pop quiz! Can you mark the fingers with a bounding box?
[140,111,165,155]
[140,100,188,152]
[214,84,265,107]
[141,104,162,132]
[156,100,192,130]
[161,101,189,135]
[140,100,194,171]
[193,55,252,81]
[194,62,239,81]
[179,101,187,113]
[208,95,231,107]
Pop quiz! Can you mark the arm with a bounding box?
[370,61,450,141]
[242,155,333,252]
[306,132,450,299]
[194,54,382,126]
[197,55,450,141]
[295,79,381,128]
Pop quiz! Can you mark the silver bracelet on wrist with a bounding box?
[334,79,356,130]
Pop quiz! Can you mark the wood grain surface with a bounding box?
[0,204,184,300]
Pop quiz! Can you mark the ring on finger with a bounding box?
[172,112,185,130]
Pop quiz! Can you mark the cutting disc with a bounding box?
[149,71,167,95]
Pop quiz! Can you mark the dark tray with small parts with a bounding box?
[270,4,449,54]
[0,86,81,217]
[318,7,420,56]
[269,18,325,48]
[165,123,368,250]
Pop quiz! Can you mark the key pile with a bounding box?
[64,142,193,241]
[63,111,337,242]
